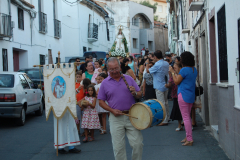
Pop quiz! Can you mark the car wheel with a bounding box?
[35,101,43,116]
[17,108,25,126]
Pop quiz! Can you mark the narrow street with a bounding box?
[0,101,229,160]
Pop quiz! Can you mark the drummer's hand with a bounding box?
[111,109,123,117]
[129,86,136,95]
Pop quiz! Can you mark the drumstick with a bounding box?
[122,113,138,119]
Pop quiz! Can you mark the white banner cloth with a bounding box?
[43,63,76,120]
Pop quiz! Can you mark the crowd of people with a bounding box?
[57,51,199,159]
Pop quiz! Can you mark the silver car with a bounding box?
[0,72,43,126]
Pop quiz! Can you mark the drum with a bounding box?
[129,99,166,130]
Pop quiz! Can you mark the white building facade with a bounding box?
[0,0,114,72]
[0,0,65,72]
[61,0,115,60]
[105,1,155,54]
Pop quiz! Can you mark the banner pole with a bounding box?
[57,119,58,156]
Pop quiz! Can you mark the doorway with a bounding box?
[13,51,19,71]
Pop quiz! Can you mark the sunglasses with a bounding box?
[77,61,80,62]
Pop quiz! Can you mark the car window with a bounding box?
[19,74,30,89]
[19,69,43,80]
[0,74,14,88]
[23,74,34,88]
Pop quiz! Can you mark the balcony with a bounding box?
[39,12,47,34]
[189,0,204,11]
[54,19,61,38]
[0,13,11,38]
[88,23,98,43]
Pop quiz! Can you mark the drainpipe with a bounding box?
[8,0,11,15]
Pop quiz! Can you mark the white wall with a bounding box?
[61,1,115,58]
[207,0,240,108]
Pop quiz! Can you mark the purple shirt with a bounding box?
[98,74,140,111]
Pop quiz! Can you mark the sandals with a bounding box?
[175,127,183,131]
[83,137,88,143]
[88,137,94,142]
[100,130,107,135]
[182,141,193,146]
[181,137,187,143]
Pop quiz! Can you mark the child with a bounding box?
[91,60,102,84]
[75,71,84,134]
[95,73,108,134]
[81,85,100,142]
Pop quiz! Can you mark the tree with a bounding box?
[139,1,158,14]
[154,15,159,21]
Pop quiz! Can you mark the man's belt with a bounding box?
[122,110,129,114]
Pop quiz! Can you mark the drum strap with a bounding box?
[121,73,131,93]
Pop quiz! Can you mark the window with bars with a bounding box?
[2,49,8,71]
[217,4,228,82]
[18,8,24,30]
[40,55,45,65]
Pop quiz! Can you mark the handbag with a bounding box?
[193,97,202,109]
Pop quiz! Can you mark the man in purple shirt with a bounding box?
[98,57,143,160]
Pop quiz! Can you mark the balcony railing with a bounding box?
[39,12,47,33]
[0,13,11,37]
[88,23,98,42]
[54,19,61,38]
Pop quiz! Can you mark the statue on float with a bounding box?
[110,25,129,57]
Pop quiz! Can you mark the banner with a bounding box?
[43,63,76,120]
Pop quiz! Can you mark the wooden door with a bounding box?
[13,51,19,71]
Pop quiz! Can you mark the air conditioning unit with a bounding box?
[109,17,114,25]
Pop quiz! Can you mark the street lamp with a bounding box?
[105,15,109,22]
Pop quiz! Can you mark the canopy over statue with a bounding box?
[110,25,129,57]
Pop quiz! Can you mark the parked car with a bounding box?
[131,53,142,58]
[66,57,85,63]
[18,68,45,106]
[0,72,43,126]
[18,68,44,90]
[84,51,107,60]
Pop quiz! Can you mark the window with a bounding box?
[19,74,29,89]
[158,5,163,12]
[2,49,8,71]
[217,5,228,82]
[40,55,45,65]
[83,46,87,54]
[132,17,139,26]
[18,8,24,30]
[0,74,14,88]
[148,41,153,51]
[23,74,34,88]
[133,38,137,48]
[56,57,61,63]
